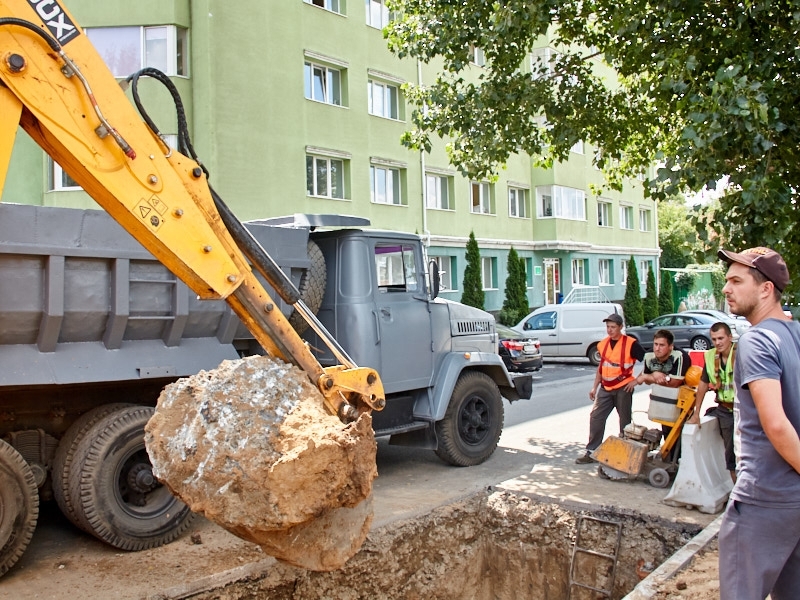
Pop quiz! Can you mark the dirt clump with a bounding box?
[652,541,719,599]
[144,355,377,571]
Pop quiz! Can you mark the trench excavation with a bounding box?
[180,490,701,600]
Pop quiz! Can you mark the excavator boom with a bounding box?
[0,0,383,418]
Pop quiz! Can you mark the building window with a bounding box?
[86,26,188,77]
[370,165,403,205]
[620,205,634,230]
[572,259,587,286]
[531,47,557,78]
[49,161,80,191]
[375,244,417,292]
[430,255,456,291]
[622,260,628,284]
[640,260,651,283]
[508,187,529,218]
[639,208,652,231]
[570,140,585,154]
[366,0,391,28]
[524,257,534,288]
[481,257,497,290]
[597,201,611,227]
[304,0,341,14]
[306,154,346,199]
[537,185,586,220]
[368,79,399,119]
[471,181,494,215]
[599,259,613,285]
[426,174,452,210]
[304,61,342,105]
[469,45,486,67]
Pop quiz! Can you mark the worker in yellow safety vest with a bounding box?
[688,321,736,481]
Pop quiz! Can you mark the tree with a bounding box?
[644,265,658,322]
[461,231,484,309]
[499,247,528,325]
[659,271,675,315]
[623,257,644,326]
[386,1,800,299]
[658,197,698,268]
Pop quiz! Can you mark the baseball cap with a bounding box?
[603,313,624,325]
[718,247,790,292]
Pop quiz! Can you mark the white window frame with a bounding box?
[572,259,587,286]
[570,140,585,154]
[639,207,652,232]
[370,165,403,205]
[599,259,613,285]
[306,152,347,199]
[471,181,494,215]
[368,79,399,119]
[597,200,611,227]
[366,0,391,28]
[531,47,557,78]
[640,260,651,283]
[621,260,628,284]
[537,185,586,220]
[86,25,188,78]
[304,0,341,14]
[508,186,530,219]
[425,173,452,210]
[481,257,497,290]
[304,60,343,106]
[620,204,634,230]
[469,45,486,67]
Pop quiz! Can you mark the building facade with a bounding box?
[1,0,660,313]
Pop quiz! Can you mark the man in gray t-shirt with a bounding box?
[717,246,800,600]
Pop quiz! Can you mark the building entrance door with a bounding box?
[544,258,560,304]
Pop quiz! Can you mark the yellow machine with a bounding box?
[593,366,703,487]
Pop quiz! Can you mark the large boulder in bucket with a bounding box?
[144,355,377,571]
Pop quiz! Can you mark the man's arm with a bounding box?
[688,379,709,425]
[589,365,602,400]
[749,378,800,474]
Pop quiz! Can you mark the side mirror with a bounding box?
[427,259,440,300]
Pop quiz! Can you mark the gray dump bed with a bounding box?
[0,203,309,388]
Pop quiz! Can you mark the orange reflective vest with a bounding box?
[598,335,636,390]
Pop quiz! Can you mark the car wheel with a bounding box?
[587,343,601,366]
[691,336,710,351]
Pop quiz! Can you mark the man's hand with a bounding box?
[589,386,597,401]
[651,372,668,385]
[687,412,701,426]
[623,379,638,392]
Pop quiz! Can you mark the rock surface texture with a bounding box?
[144,355,377,571]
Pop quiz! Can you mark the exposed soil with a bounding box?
[653,542,719,599]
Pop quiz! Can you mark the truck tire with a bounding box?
[435,371,504,467]
[52,403,135,530]
[0,439,39,577]
[587,343,601,366]
[68,405,195,551]
[288,240,326,334]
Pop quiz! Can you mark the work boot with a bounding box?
[575,452,595,464]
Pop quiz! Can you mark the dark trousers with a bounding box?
[586,385,633,451]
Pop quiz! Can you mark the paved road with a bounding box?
[1,362,720,599]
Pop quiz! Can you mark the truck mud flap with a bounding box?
[510,375,533,402]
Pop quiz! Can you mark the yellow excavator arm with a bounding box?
[0,0,384,419]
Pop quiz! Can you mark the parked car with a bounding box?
[625,312,736,351]
[496,324,542,373]
[681,309,750,337]
[513,302,623,365]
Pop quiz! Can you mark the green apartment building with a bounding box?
[1,0,660,313]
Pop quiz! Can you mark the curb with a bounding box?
[622,512,723,599]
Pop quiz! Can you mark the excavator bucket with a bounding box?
[663,416,733,513]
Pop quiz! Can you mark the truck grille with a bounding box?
[453,319,494,336]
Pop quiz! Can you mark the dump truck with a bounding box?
[0,0,531,576]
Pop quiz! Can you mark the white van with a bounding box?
[513,302,624,365]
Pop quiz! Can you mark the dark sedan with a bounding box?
[625,312,735,351]
[497,324,542,372]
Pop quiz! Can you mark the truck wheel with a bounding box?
[52,403,135,530]
[69,405,195,550]
[587,343,601,366]
[435,371,504,467]
[0,439,39,577]
[289,240,326,334]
